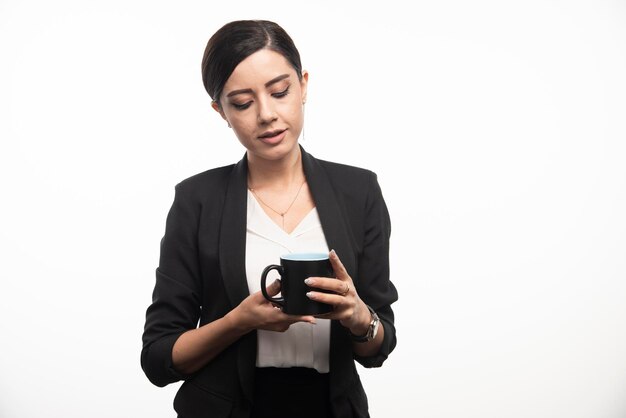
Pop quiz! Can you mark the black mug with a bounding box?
[261,253,335,315]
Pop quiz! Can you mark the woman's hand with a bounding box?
[229,279,316,333]
[304,250,372,336]
[172,280,315,376]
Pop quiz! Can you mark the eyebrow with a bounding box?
[225,74,291,98]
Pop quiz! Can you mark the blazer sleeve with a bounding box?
[353,171,398,368]
[141,183,202,387]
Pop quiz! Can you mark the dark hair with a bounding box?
[201,20,303,104]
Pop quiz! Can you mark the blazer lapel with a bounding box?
[218,153,256,403]
[219,154,250,307]
[302,147,356,275]
[301,147,356,398]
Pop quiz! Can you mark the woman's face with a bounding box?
[213,48,308,163]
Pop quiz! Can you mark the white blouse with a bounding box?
[245,190,331,373]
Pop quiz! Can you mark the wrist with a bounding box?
[348,304,380,343]
[225,306,252,335]
[348,302,373,336]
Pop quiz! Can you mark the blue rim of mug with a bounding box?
[281,252,329,261]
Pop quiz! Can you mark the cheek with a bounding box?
[230,117,256,139]
[279,99,304,122]
[225,111,248,128]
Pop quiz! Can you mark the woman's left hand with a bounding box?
[305,250,372,336]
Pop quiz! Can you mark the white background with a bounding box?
[1,0,625,417]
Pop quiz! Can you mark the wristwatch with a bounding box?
[349,305,380,343]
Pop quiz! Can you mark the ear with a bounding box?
[211,100,228,121]
[300,70,309,104]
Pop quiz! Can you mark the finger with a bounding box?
[265,279,282,297]
[292,314,317,325]
[279,312,317,325]
[306,290,346,307]
[305,277,349,295]
[313,307,350,322]
[329,249,349,280]
[314,311,335,320]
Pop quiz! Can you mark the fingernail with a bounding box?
[304,278,312,285]
[306,292,314,299]
[330,249,337,258]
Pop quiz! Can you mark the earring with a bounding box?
[301,101,306,141]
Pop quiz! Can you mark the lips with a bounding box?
[259,129,286,139]
[257,128,287,145]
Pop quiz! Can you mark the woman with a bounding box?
[141,20,398,418]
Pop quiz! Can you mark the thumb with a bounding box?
[265,279,282,297]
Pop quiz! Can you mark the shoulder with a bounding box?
[173,164,236,200]
[312,156,381,203]
[314,157,378,186]
[176,164,235,192]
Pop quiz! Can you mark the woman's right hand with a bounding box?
[229,280,316,333]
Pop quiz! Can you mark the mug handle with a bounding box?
[261,264,285,308]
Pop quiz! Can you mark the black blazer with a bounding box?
[142,147,398,418]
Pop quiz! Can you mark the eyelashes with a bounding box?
[272,86,290,99]
[231,86,291,111]
[232,102,252,110]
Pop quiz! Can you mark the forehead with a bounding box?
[224,49,296,90]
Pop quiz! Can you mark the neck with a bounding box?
[247,147,304,189]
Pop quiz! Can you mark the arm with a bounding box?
[141,184,314,386]
[306,171,398,366]
[352,171,398,366]
[171,280,315,375]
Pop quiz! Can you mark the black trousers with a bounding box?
[251,367,332,418]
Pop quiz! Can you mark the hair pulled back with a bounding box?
[201,20,303,104]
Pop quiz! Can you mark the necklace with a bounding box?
[249,180,307,229]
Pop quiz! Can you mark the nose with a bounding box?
[256,96,278,125]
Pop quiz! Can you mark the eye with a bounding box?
[272,86,290,98]
[232,101,252,110]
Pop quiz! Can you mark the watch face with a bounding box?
[370,318,380,339]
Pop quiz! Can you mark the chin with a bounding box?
[252,139,300,162]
